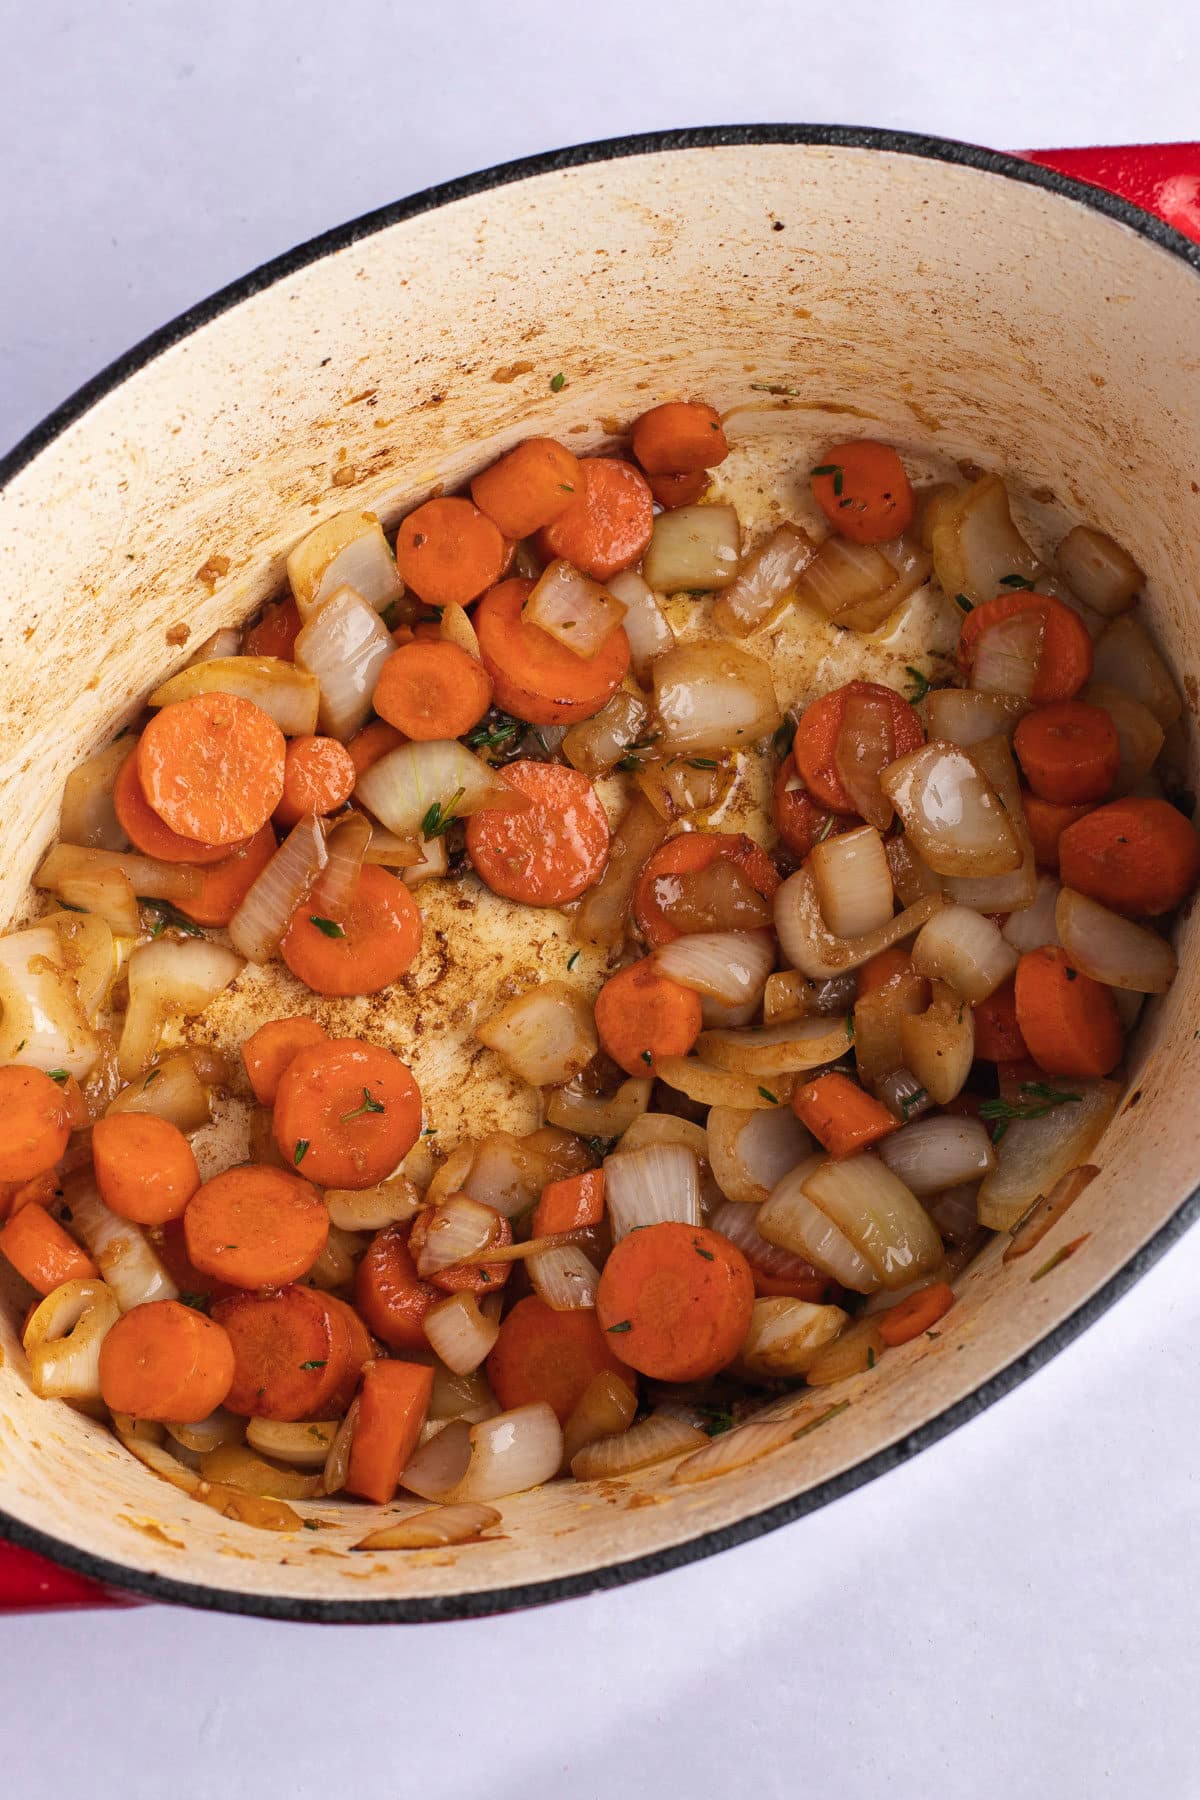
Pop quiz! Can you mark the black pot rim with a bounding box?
[3,122,1198,1624]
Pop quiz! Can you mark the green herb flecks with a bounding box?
[567,950,581,972]
[143,1068,162,1087]
[1030,1234,1090,1283]
[792,1399,851,1441]
[583,1135,617,1161]
[811,462,844,497]
[309,916,346,939]
[687,758,719,770]
[299,1359,327,1371]
[905,665,933,703]
[140,898,205,938]
[549,372,566,393]
[178,1292,211,1313]
[694,1243,715,1262]
[340,1087,386,1124]
[955,593,974,612]
[757,1086,778,1105]
[999,573,1035,590]
[814,814,837,845]
[46,1069,68,1084]
[467,713,523,754]
[641,1050,653,1067]
[606,1320,632,1333]
[294,1139,310,1166]
[900,1086,928,1120]
[703,1409,736,1437]
[751,381,803,398]
[420,786,466,839]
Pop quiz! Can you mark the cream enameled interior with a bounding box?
[2,143,1199,1614]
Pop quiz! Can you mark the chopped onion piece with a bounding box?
[714,522,814,637]
[802,1154,943,1288]
[852,963,930,1086]
[1002,875,1061,953]
[672,1405,838,1485]
[615,1112,714,1201]
[899,979,975,1104]
[35,843,201,906]
[415,1196,498,1277]
[805,1315,887,1386]
[1056,525,1142,616]
[562,1370,638,1468]
[245,1419,338,1468]
[60,737,133,851]
[758,1159,881,1292]
[439,602,481,661]
[710,1198,821,1284]
[912,904,1017,1002]
[604,569,675,681]
[931,475,1042,607]
[651,856,772,936]
[22,1277,120,1400]
[927,1181,980,1244]
[925,689,1028,745]
[0,925,99,1078]
[571,1409,705,1480]
[287,508,402,618]
[295,586,396,740]
[651,642,780,754]
[197,1443,321,1500]
[562,690,648,777]
[52,862,140,937]
[187,627,242,665]
[843,535,933,633]
[707,1107,814,1205]
[885,835,943,906]
[881,743,1021,876]
[528,1244,601,1311]
[228,813,325,965]
[1091,615,1182,729]
[977,1080,1119,1230]
[774,867,943,980]
[354,1503,501,1551]
[796,536,895,624]
[1082,683,1165,795]
[603,1143,700,1239]
[356,738,527,839]
[106,1051,214,1132]
[653,1058,794,1111]
[526,559,628,658]
[66,1176,178,1310]
[295,1223,361,1292]
[149,656,320,736]
[166,1411,243,1454]
[325,1178,423,1232]
[1056,887,1176,992]
[634,753,735,824]
[655,929,775,1006]
[834,687,897,829]
[642,503,740,592]
[477,984,597,1087]
[404,1403,563,1503]
[358,818,422,869]
[545,1076,653,1140]
[118,937,243,1078]
[878,1115,996,1194]
[424,1292,501,1375]
[811,825,894,938]
[941,735,1038,912]
[970,607,1044,699]
[309,811,372,915]
[322,1396,360,1495]
[398,835,449,884]
[573,795,668,947]
[737,1297,848,1378]
[697,1017,851,1077]
[763,969,817,1025]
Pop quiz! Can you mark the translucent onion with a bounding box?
[603,1143,700,1239]
[1056,887,1177,993]
[354,1503,501,1551]
[1081,683,1165,794]
[1096,615,1181,728]
[44,911,118,1019]
[106,1051,214,1131]
[149,656,320,736]
[60,736,133,851]
[696,1017,852,1077]
[424,1292,501,1375]
[118,937,244,1077]
[796,536,895,623]
[710,1198,822,1285]
[970,607,1045,698]
[931,475,1042,607]
[403,1402,563,1503]
[528,1244,601,1311]
[878,1115,996,1193]
[324,1178,423,1233]
[707,1107,814,1205]
[774,867,943,981]
[737,1297,848,1378]
[50,862,140,937]
[245,1419,338,1468]
[428,1364,498,1423]
[976,1079,1120,1230]
[35,842,202,907]
[758,1161,881,1292]
[885,835,943,908]
[1002,875,1061,954]
[654,930,775,1007]
[941,735,1038,911]
[805,1316,887,1386]
[295,586,396,740]
[307,1223,366,1292]
[573,795,668,947]
[811,825,894,938]
[22,1277,120,1400]
[562,690,648,776]
[545,1075,653,1140]
[916,482,959,552]
[166,1411,244,1454]
[356,815,422,869]
[802,1154,944,1287]
[439,602,481,661]
[762,969,817,1025]
[228,812,326,965]
[926,688,1029,746]
[634,753,735,825]
[322,1396,360,1495]
[603,569,675,682]
[414,1196,498,1278]
[187,627,243,665]
[642,503,741,593]
[713,522,814,637]
[198,1443,322,1500]
[0,925,99,1079]
[912,904,1017,1002]
[1056,525,1142,617]
[356,738,527,839]
[525,559,628,657]
[651,642,780,754]
[652,857,773,936]
[562,1370,638,1469]
[571,1410,706,1481]
[398,835,449,883]
[66,1178,178,1310]
[841,535,932,632]
[286,508,402,618]
[899,980,975,1104]
[476,984,598,1087]
[309,811,371,915]
[881,743,1021,877]
[460,1130,583,1221]
[927,1181,981,1244]
[852,963,930,1086]
[652,1057,794,1111]
[671,1408,824,1485]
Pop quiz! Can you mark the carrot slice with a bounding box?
[630,401,729,475]
[346,719,406,779]
[593,1221,754,1382]
[1058,797,1200,917]
[272,1037,422,1188]
[213,1284,347,1419]
[354,1224,438,1352]
[92,1114,200,1224]
[241,1016,330,1106]
[811,440,915,543]
[1022,790,1094,871]
[0,1204,97,1294]
[647,469,711,510]
[772,753,856,859]
[958,593,1093,702]
[972,978,1028,1062]
[275,736,357,827]
[98,1299,236,1422]
[372,640,493,741]
[244,596,302,661]
[0,1170,58,1224]
[113,750,233,866]
[750,1263,834,1304]
[594,959,703,1077]
[346,1359,434,1503]
[470,437,582,539]
[532,1169,605,1238]
[856,945,913,997]
[408,1205,513,1295]
[474,577,631,725]
[633,830,780,948]
[793,681,924,814]
[395,497,508,609]
[184,1164,329,1289]
[1014,700,1119,804]
[137,693,286,844]
[487,1295,636,1424]
[791,1071,898,1159]
[465,760,610,905]
[877,1280,954,1346]
[534,459,654,582]
[1013,946,1123,1078]
[175,823,277,926]
[0,1067,74,1182]
[280,864,422,996]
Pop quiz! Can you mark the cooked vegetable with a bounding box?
[287,509,402,618]
[714,523,814,637]
[642,504,741,592]
[1055,524,1142,616]
[652,641,780,753]
[149,656,320,738]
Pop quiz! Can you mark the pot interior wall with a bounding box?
[2,141,1199,1614]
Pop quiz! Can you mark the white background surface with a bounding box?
[3,4,1200,1794]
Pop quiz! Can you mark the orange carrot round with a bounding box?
[792,1071,898,1159]
[487,1295,636,1424]
[1014,700,1119,805]
[594,1222,754,1383]
[0,1204,97,1295]
[0,1170,58,1224]
[793,681,924,814]
[594,958,703,1076]
[275,736,357,826]
[877,1280,955,1346]
[0,1067,74,1182]
[470,437,582,539]
[372,640,493,741]
[856,945,914,997]
[534,458,654,581]
[346,719,406,779]
[184,1164,329,1289]
[408,1204,512,1295]
[772,753,856,859]
[175,823,277,926]
[395,497,509,609]
[272,1038,422,1188]
[630,401,729,475]
[213,1284,349,1419]
[971,978,1028,1062]
[1021,790,1094,871]
[811,440,915,543]
[99,1299,236,1422]
[346,1359,434,1503]
[647,469,711,510]
[1058,797,1200,916]
[280,864,422,996]
[633,830,780,948]
[138,693,286,843]
[1013,946,1123,1078]
[465,760,610,905]
[113,750,233,865]
[354,1224,438,1351]
[92,1113,200,1224]
[958,593,1093,702]
[242,1015,329,1107]
[244,596,302,661]
[532,1168,606,1238]
[474,577,631,725]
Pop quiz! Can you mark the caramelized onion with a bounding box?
[714,522,814,637]
[881,743,1021,877]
